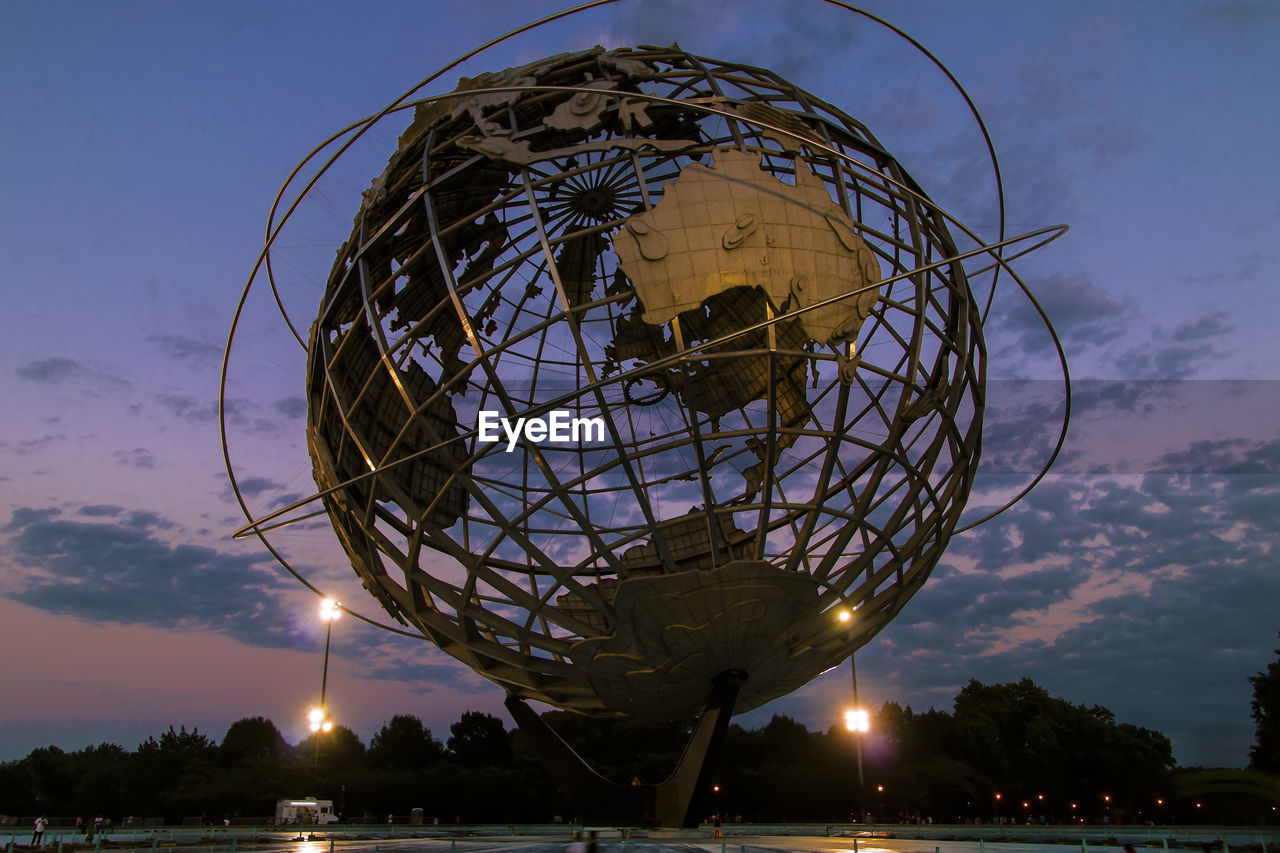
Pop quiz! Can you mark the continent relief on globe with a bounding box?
[611,148,881,349]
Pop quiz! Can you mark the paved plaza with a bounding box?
[9,827,1280,853]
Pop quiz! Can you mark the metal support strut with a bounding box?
[504,670,745,827]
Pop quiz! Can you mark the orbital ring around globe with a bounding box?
[220,5,1071,718]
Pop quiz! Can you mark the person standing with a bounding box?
[32,816,48,848]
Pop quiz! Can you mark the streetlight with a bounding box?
[844,708,870,732]
[843,704,870,823]
[308,706,334,733]
[839,609,870,824]
[310,598,341,765]
[318,597,340,705]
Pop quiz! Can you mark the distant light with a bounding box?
[844,708,870,733]
[713,785,720,793]
[995,794,1002,801]
[1104,795,1111,803]
[1070,803,1077,809]
[837,609,852,623]
[876,785,884,793]
[320,598,341,621]
[1022,802,1029,809]
[1156,799,1163,806]
[1038,794,1044,801]
[321,720,334,732]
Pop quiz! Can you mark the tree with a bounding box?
[447,711,511,767]
[133,726,218,820]
[300,724,366,770]
[5,746,73,815]
[952,678,1173,820]
[1249,637,1280,771]
[70,743,131,817]
[759,714,817,767]
[220,717,290,765]
[368,714,443,770]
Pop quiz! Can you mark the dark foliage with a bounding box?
[1249,638,1280,772]
[446,711,512,768]
[0,677,1268,825]
[367,714,444,771]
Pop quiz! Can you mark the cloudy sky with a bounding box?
[2,0,1278,768]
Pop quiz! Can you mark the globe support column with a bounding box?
[504,670,744,827]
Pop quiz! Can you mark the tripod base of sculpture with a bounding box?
[504,670,744,827]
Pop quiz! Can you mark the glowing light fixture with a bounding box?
[844,708,870,733]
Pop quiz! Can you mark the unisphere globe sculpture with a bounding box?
[306,45,984,719]
[225,28,1069,827]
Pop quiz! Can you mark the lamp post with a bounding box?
[839,609,871,824]
[310,598,341,766]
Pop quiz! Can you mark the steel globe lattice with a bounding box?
[225,36,1068,722]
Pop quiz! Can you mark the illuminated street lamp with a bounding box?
[318,597,341,707]
[844,708,870,733]
[308,707,334,733]
[838,609,870,823]
[309,598,341,765]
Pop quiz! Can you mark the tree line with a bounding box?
[2,670,1277,826]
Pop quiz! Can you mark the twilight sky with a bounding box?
[2,0,1278,768]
